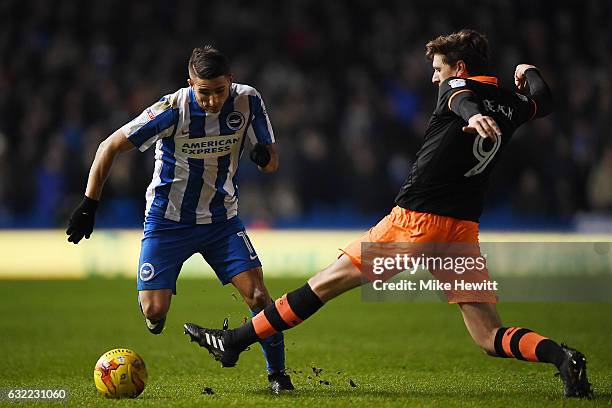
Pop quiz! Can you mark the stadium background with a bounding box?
[0,0,610,232]
[1,1,611,406]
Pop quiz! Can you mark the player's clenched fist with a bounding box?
[66,196,99,244]
[249,143,271,167]
[514,64,538,91]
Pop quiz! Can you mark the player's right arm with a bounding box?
[66,129,134,244]
[85,129,135,200]
[67,94,179,244]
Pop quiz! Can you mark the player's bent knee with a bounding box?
[141,301,169,322]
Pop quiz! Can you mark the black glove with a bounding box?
[249,143,271,167]
[66,196,99,244]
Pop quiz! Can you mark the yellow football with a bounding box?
[93,348,147,399]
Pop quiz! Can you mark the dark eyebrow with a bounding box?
[197,86,226,92]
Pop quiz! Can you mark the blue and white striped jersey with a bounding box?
[121,83,274,224]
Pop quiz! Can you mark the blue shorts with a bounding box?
[137,215,261,294]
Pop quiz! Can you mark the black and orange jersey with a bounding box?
[395,71,552,222]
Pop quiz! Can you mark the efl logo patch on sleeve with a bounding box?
[449,79,466,88]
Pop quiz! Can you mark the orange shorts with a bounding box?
[341,206,496,304]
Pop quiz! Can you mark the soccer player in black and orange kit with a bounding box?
[183,30,593,398]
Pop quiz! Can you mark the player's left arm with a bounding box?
[514,64,553,118]
[248,90,278,173]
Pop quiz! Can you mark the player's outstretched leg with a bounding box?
[139,289,172,335]
[184,255,362,367]
[460,303,593,398]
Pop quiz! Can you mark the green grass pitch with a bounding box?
[1,278,611,407]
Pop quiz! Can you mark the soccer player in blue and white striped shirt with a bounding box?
[66,46,293,392]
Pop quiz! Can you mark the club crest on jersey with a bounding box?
[139,263,155,282]
[448,78,466,88]
[226,111,245,131]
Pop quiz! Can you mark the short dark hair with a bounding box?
[425,29,489,75]
[188,45,231,79]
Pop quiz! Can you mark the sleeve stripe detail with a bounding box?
[447,89,474,111]
[137,125,175,152]
[126,108,178,148]
[248,95,274,145]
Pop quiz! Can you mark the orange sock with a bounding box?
[232,283,323,350]
[494,327,564,367]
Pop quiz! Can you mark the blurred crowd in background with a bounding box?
[0,0,610,230]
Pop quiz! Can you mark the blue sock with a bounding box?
[251,310,285,373]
